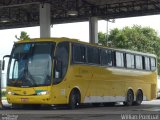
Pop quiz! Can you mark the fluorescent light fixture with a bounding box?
[0,17,10,23]
[106,19,115,23]
[67,10,78,16]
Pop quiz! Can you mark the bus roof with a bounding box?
[16,37,79,43]
[16,37,156,58]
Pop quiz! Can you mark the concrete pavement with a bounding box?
[0,100,160,120]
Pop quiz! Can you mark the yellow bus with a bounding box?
[3,38,157,109]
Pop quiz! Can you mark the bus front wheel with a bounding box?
[68,89,81,109]
[124,90,134,106]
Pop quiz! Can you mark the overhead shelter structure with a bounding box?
[0,0,160,43]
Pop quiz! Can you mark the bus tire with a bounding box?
[124,89,134,106]
[68,89,81,109]
[134,90,143,106]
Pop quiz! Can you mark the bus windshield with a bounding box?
[7,42,55,87]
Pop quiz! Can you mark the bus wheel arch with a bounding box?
[134,89,143,105]
[124,89,134,106]
[68,88,81,109]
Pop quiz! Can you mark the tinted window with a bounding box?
[126,54,135,69]
[101,49,112,66]
[144,57,150,70]
[135,55,143,69]
[151,58,156,71]
[73,44,86,63]
[87,46,99,64]
[116,52,124,67]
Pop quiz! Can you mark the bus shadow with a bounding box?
[2,102,127,110]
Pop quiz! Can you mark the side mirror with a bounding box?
[2,55,11,70]
[2,60,5,70]
[55,59,62,78]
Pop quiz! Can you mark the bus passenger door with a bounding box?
[52,42,69,104]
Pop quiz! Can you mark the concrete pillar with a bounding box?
[89,17,98,44]
[40,3,51,38]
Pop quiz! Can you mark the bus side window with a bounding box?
[150,58,156,71]
[115,52,124,68]
[126,54,135,69]
[87,46,100,64]
[101,49,113,66]
[72,44,86,63]
[144,57,150,70]
[135,55,143,70]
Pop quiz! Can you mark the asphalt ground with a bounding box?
[0,100,160,120]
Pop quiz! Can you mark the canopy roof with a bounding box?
[0,0,160,29]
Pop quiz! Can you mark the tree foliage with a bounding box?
[98,25,160,74]
[98,32,108,46]
[15,31,30,40]
[1,91,6,97]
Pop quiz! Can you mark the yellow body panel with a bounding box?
[6,38,157,105]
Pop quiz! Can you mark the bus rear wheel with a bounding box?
[124,90,134,106]
[134,90,143,105]
[68,89,80,109]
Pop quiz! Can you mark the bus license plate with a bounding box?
[21,98,28,102]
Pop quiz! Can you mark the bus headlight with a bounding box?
[7,91,15,95]
[37,91,50,95]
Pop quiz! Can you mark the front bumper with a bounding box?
[7,95,52,105]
